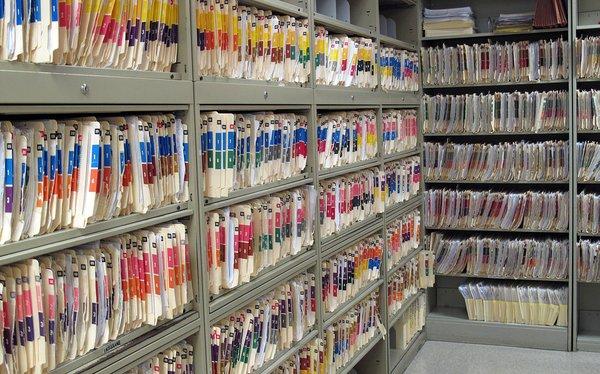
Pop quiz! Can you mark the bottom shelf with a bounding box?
[577,333,600,353]
[339,332,383,374]
[427,307,568,351]
[390,330,426,374]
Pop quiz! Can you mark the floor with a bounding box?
[405,341,600,374]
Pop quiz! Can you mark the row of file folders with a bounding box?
[422,35,600,84]
[426,189,600,233]
[423,140,600,182]
[424,89,600,134]
[0,0,421,90]
[432,234,600,284]
[205,186,422,297]
[200,110,418,198]
[0,113,189,245]
[274,293,427,373]
[0,221,194,374]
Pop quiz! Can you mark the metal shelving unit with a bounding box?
[0,0,428,371]
[420,0,575,354]
[575,0,600,354]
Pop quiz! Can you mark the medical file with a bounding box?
[382,109,418,155]
[200,112,308,199]
[576,36,600,80]
[317,110,377,171]
[424,140,569,182]
[458,281,567,327]
[194,0,310,84]
[384,156,420,208]
[386,209,420,270]
[321,234,382,313]
[128,341,194,373]
[205,186,316,296]
[393,293,426,351]
[209,272,316,374]
[0,114,189,245]
[425,189,569,231]
[314,27,377,88]
[319,168,385,238]
[0,221,192,373]
[0,0,179,71]
[432,233,569,280]
[380,47,419,92]
[277,290,383,374]
[423,90,568,134]
[388,257,421,316]
[577,192,600,234]
[421,37,569,86]
[578,240,600,282]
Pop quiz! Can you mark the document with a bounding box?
[387,209,420,269]
[384,156,421,208]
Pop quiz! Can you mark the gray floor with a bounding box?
[405,341,600,374]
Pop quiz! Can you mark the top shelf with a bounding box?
[421,27,568,42]
[239,0,308,17]
[577,24,600,31]
[379,35,418,51]
[313,13,374,38]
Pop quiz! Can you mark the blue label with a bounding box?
[90,144,100,168]
[103,144,112,167]
[5,158,13,185]
[15,0,23,25]
[50,0,57,21]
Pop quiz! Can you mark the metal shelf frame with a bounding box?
[2,0,431,372]
[420,0,580,355]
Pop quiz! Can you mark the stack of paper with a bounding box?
[317,110,377,171]
[432,233,569,280]
[383,109,418,155]
[210,272,317,373]
[0,114,189,245]
[0,0,179,71]
[577,37,600,80]
[423,7,475,37]
[319,168,385,237]
[458,281,567,326]
[200,112,308,199]
[578,240,600,282]
[0,221,193,373]
[195,0,310,83]
[386,209,421,270]
[425,189,569,231]
[315,27,377,88]
[576,90,600,131]
[384,156,421,208]
[577,142,600,182]
[380,48,420,92]
[129,341,194,373]
[494,13,534,33]
[206,186,316,296]
[321,234,382,313]
[423,90,569,134]
[393,293,427,350]
[424,140,570,182]
[421,38,569,85]
[577,192,600,234]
